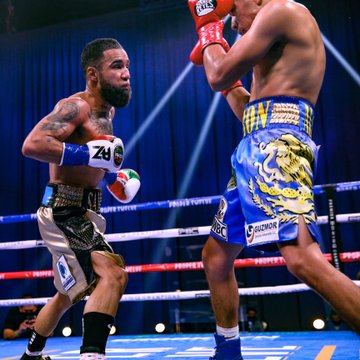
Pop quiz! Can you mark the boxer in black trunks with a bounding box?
[20,38,140,360]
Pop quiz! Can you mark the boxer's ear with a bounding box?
[87,66,97,81]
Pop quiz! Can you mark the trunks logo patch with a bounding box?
[56,254,76,291]
[217,197,228,220]
[248,133,316,225]
[211,196,228,240]
[245,219,279,245]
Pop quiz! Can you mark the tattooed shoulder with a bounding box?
[40,101,80,131]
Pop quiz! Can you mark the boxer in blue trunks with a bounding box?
[188,0,360,359]
[211,96,320,252]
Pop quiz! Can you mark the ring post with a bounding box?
[323,184,344,272]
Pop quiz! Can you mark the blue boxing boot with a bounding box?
[209,333,243,360]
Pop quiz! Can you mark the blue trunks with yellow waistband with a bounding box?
[210,96,321,252]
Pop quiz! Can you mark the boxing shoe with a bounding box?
[209,333,243,360]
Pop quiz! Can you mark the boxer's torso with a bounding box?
[49,92,115,188]
[250,0,326,106]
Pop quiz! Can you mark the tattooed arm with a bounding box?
[22,98,87,164]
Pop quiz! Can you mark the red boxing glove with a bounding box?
[190,33,230,66]
[190,41,203,66]
[188,0,233,64]
[188,0,234,30]
[198,20,230,53]
[221,80,243,97]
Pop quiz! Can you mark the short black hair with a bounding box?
[80,38,123,76]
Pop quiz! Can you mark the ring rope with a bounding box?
[1,212,359,251]
[1,281,359,307]
[0,251,358,280]
[0,181,358,308]
[0,180,359,224]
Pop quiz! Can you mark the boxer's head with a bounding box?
[230,0,265,35]
[81,38,132,108]
[81,38,122,76]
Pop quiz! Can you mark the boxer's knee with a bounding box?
[104,265,128,290]
[202,237,237,281]
[284,251,307,278]
[92,251,128,291]
[202,237,220,274]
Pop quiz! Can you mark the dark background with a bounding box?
[0,0,359,337]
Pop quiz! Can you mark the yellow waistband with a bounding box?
[242,96,314,137]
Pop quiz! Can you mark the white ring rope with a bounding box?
[0,180,358,309]
[0,213,359,250]
[0,281,359,307]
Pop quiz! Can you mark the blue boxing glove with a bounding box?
[59,135,124,173]
[105,169,141,203]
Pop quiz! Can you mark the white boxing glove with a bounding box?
[60,135,124,173]
[106,169,140,203]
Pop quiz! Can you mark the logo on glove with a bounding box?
[194,0,217,16]
[114,144,124,167]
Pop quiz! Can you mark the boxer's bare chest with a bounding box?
[89,110,113,134]
[71,110,114,143]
